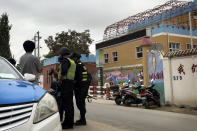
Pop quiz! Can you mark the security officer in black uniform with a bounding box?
[70,52,89,125]
[58,47,76,129]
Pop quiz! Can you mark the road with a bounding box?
[72,101,197,131]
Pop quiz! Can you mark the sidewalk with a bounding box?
[91,98,115,105]
[91,98,197,116]
[63,120,129,131]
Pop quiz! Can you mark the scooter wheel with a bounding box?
[115,97,122,105]
[123,97,134,106]
[144,102,150,109]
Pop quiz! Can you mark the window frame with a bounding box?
[112,52,118,62]
[136,46,143,58]
[169,42,180,52]
[0,58,23,80]
[104,53,109,64]
[186,44,197,50]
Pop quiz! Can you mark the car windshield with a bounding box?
[0,58,22,80]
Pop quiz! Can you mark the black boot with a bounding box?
[62,125,73,129]
[75,119,86,126]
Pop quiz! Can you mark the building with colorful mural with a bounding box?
[96,0,197,104]
[96,0,197,86]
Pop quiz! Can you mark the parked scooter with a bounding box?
[140,80,161,108]
[113,83,142,106]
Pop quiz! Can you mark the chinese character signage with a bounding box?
[178,64,185,75]
[191,64,197,73]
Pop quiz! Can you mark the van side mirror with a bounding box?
[24,73,36,82]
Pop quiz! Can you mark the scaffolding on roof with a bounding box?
[103,0,192,40]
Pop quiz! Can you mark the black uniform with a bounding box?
[74,62,89,124]
[59,58,74,128]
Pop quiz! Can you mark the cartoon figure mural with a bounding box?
[148,52,164,104]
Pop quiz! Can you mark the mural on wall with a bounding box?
[148,52,164,104]
[148,52,164,82]
[104,71,141,85]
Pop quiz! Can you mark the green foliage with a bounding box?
[44,30,93,58]
[0,13,12,59]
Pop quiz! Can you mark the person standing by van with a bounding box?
[58,47,76,129]
[19,40,42,84]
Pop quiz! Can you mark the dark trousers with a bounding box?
[74,83,89,120]
[61,80,74,127]
[57,91,63,121]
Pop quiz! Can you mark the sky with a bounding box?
[0,0,192,62]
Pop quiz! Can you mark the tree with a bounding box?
[0,13,12,59]
[44,30,93,58]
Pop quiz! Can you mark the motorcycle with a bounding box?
[140,81,161,108]
[113,83,142,106]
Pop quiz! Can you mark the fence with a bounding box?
[89,86,114,100]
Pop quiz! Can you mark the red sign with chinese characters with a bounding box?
[178,64,185,75]
[191,64,197,73]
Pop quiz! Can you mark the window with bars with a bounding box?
[104,54,109,63]
[136,47,143,58]
[186,44,197,49]
[169,43,180,52]
[112,52,118,62]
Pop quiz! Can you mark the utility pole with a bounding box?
[33,31,41,59]
[37,31,40,59]
[33,36,37,57]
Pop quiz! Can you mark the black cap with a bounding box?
[70,52,81,59]
[58,47,70,56]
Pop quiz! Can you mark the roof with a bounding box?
[104,0,194,40]
[80,54,96,63]
[43,56,59,66]
[164,48,197,58]
[152,24,197,36]
[43,54,96,66]
[96,29,147,49]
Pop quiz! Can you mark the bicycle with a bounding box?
[86,95,96,103]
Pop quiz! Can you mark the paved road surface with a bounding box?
[64,100,197,131]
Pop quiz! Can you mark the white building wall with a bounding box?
[163,55,197,107]
[163,58,173,104]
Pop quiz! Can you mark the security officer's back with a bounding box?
[70,52,89,126]
[58,47,76,129]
